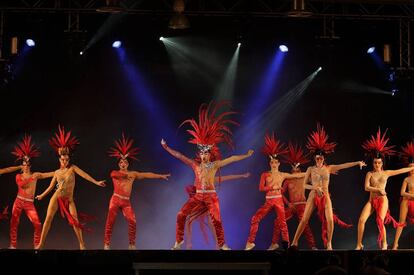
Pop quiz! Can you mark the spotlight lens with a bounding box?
[279,45,288,52]
[26,39,35,47]
[160,37,164,41]
[112,41,122,48]
[80,51,83,55]
[367,47,375,54]
[238,42,241,47]
[318,66,322,71]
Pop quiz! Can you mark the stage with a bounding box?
[0,248,411,275]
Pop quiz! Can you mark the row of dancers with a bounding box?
[1,101,414,250]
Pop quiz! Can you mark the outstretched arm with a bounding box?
[364,172,385,195]
[0,166,21,175]
[161,139,196,167]
[214,173,250,183]
[73,165,106,187]
[36,175,57,200]
[134,171,170,181]
[216,150,254,168]
[400,178,414,199]
[386,166,414,177]
[329,161,366,174]
[283,172,306,180]
[33,172,55,180]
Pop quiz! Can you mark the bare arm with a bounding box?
[33,172,55,180]
[214,173,250,183]
[386,166,414,177]
[303,167,316,190]
[329,161,366,174]
[73,165,106,187]
[36,175,57,200]
[0,166,21,175]
[161,139,196,167]
[216,150,254,168]
[283,172,306,180]
[400,178,414,199]
[364,172,385,194]
[134,171,170,181]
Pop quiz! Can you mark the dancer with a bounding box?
[0,166,22,221]
[9,135,54,249]
[104,133,170,250]
[162,101,254,250]
[291,124,365,250]
[392,140,414,250]
[185,172,250,249]
[36,126,105,249]
[355,129,414,250]
[273,142,317,250]
[245,133,306,251]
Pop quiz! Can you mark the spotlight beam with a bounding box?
[214,45,240,101]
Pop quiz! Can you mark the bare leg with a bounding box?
[291,191,316,247]
[392,199,408,250]
[355,201,373,250]
[379,197,389,250]
[36,193,59,249]
[324,196,334,250]
[68,200,85,250]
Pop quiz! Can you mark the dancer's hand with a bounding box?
[359,161,367,169]
[96,180,106,187]
[246,150,254,157]
[315,186,324,196]
[35,194,44,201]
[161,139,167,147]
[242,172,251,178]
[161,174,171,180]
[379,189,386,196]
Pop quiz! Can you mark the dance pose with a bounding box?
[392,141,414,250]
[104,133,170,250]
[9,135,54,249]
[162,101,253,250]
[273,143,317,249]
[291,124,365,250]
[355,129,413,250]
[36,126,105,249]
[184,173,250,249]
[245,133,306,251]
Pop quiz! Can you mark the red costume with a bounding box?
[50,126,93,231]
[104,134,140,247]
[306,125,352,247]
[247,133,289,246]
[362,128,401,248]
[272,143,316,248]
[164,101,237,249]
[10,135,42,248]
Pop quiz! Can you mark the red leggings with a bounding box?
[104,195,136,246]
[176,193,225,247]
[273,202,316,248]
[10,197,41,248]
[247,197,289,244]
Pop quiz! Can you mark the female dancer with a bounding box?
[104,133,170,250]
[291,124,365,250]
[392,140,414,250]
[245,133,305,251]
[36,126,105,249]
[9,135,54,248]
[356,129,414,250]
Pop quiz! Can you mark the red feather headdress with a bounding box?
[362,128,395,159]
[108,133,139,161]
[49,125,79,156]
[400,140,414,164]
[261,132,287,160]
[306,124,337,156]
[12,134,40,163]
[282,142,310,169]
[180,101,238,161]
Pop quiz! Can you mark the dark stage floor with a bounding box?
[0,248,411,275]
